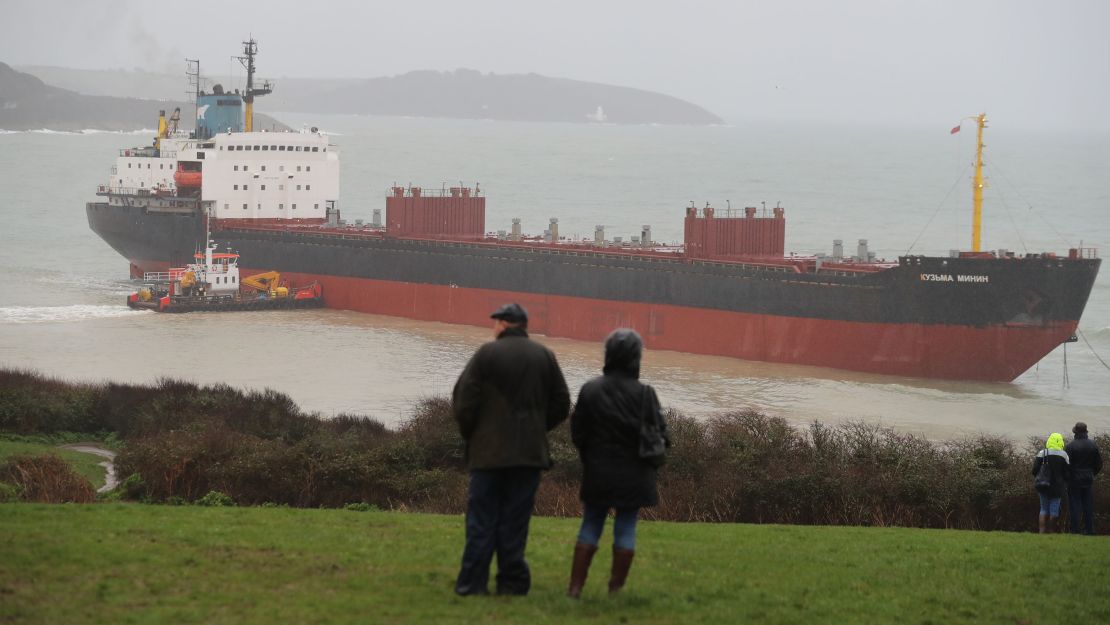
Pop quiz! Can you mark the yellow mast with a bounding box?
[236,39,271,133]
[971,113,987,252]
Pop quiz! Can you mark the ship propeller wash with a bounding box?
[88,41,1101,381]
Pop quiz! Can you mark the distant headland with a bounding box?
[0,62,286,132]
[10,64,725,127]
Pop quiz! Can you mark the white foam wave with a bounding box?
[0,305,151,324]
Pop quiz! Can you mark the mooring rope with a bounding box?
[1078,328,1110,373]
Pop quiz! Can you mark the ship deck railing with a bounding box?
[215,220,897,277]
[141,271,186,283]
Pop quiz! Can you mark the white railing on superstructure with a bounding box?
[142,271,180,282]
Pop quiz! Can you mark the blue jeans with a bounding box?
[577,503,639,551]
[1068,484,1095,535]
[1038,493,1061,517]
[455,468,541,596]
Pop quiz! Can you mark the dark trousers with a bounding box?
[455,467,542,596]
[1068,483,1095,535]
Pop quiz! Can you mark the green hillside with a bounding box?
[1,504,1106,625]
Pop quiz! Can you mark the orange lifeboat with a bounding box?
[174,163,202,188]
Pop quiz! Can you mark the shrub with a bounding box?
[4,367,1107,533]
[196,490,235,507]
[344,502,379,512]
[0,481,20,503]
[0,453,95,503]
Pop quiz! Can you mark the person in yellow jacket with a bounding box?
[1032,432,1070,533]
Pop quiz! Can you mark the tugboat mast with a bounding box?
[235,39,272,132]
[971,112,987,252]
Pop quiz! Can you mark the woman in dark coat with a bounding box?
[566,328,669,598]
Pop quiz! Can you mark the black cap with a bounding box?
[1074,421,1088,434]
[490,303,528,324]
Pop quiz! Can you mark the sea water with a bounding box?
[0,116,1107,440]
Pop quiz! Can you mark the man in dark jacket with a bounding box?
[1065,422,1103,535]
[452,303,570,596]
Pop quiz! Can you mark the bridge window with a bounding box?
[261,166,266,172]
[279,185,284,190]
[296,166,301,172]
[234,185,238,190]
[292,203,297,210]
[312,147,319,152]
[306,185,311,190]
[296,185,301,190]
[279,145,285,151]
[314,204,319,210]
[262,145,269,151]
[253,145,260,151]
[306,166,311,172]
[224,203,229,210]
[261,185,266,191]
[279,203,284,209]
[242,204,248,210]
[234,165,238,171]
[270,145,276,150]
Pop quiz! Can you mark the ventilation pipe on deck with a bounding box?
[549,217,559,242]
[372,209,382,228]
[857,239,869,262]
[832,239,843,261]
[642,224,652,247]
[595,225,606,247]
[511,218,522,241]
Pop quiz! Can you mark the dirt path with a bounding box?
[59,444,117,493]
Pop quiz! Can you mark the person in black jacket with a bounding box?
[452,303,570,596]
[1032,432,1070,534]
[567,328,669,598]
[1065,422,1103,535]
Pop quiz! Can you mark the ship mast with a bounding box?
[235,38,272,133]
[971,113,987,252]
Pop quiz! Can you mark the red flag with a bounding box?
[950,124,961,134]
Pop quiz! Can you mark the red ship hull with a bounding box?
[130,258,1076,381]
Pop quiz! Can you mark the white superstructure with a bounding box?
[105,129,340,221]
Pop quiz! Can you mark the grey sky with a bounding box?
[3,0,1108,130]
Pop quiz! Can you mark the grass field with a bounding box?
[1,504,1106,625]
[0,440,109,490]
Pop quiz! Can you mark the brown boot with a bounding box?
[567,542,598,598]
[608,548,635,595]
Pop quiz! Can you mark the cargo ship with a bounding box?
[86,40,1101,382]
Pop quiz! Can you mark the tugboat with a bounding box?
[127,231,322,313]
